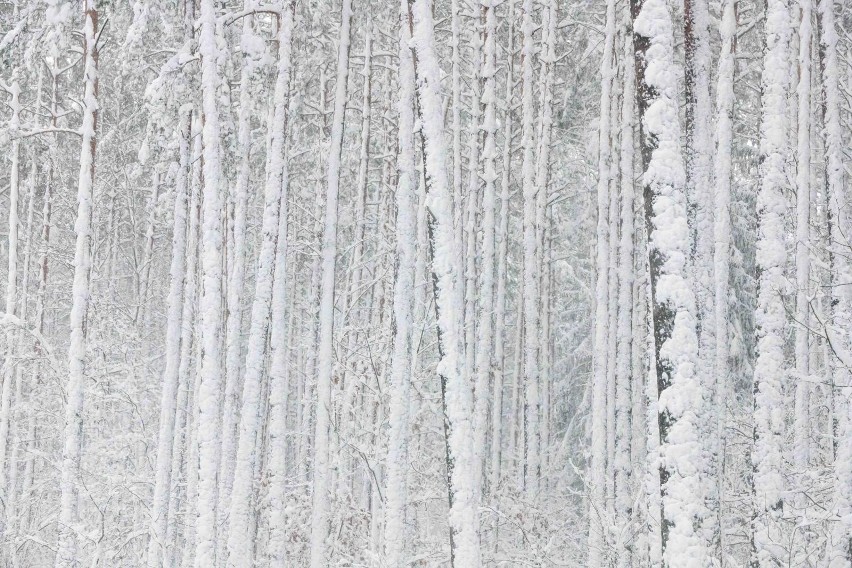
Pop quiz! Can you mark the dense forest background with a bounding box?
[1,0,851,566]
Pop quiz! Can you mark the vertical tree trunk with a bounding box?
[218,8,262,547]
[490,0,514,512]
[752,0,791,564]
[712,0,736,559]
[309,0,352,563]
[519,0,540,501]
[383,0,417,562]
[194,0,227,563]
[631,0,711,564]
[819,0,852,563]
[411,0,481,561]
[473,0,498,510]
[226,3,294,563]
[0,77,21,538]
[55,3,99,566]
[263,4,295,564]
[588,0,616,563]
[793,0,812,492]
[614,24,635,567]
[147,110,192,568]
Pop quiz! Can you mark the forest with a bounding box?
[1,0,852,565]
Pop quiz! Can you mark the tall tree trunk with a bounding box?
[411,0,481,561]
[147,110,192,568]
[0,76,21,540]
[263,4,295,564]
[712,0,736,559]
[54,3,99,566]
[632,0,711,564]
[309,0,352,562]
[614,24,635,567]
[588,0,616,563]
[819,0,852,563]
[383,0,417,562]
[752,0,791,564]
[194,0,227,563]
[793,0,812,498]
[226,4,294,564]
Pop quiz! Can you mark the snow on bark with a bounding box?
[226,3,294,565]
[147,110,192,568]
[410,0,481,562]
[0,77,21,539]
[218,5,262,543]
[473,0,498,511]
[264,7,296,564]
[309,0,352,563]
[819,0,852,563]
[383,1,417,562]
[194,0,227,564]
[490,0,514,508]
[55,3,99,566]
[614,25,635,567]
[752,0,791,564]
[793,0,812,485]
[711,0,735,558]
[589,0,616,563]
[519,0,541,502]
[632,0,711,563]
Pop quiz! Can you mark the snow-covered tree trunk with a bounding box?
[614,23,635,567]
[752,0,791,564]
[410,0,481,561]
[588,0,616,563]
[793,0,812,493]
[194,0,227,563]
[683,0,717,550]
[712,0,736,558]
[226,4,294,564]
[55,3,99,565]
[309,0,352,563]
[383,2,417,561]
[218,8,262,546]
[473,0,498,510]
[519,0,541,501]
[0,77,21,539]
[819,0,852,563]
[631,0,711,564]
[490,0,514,510]
[147,109,192,568]
[263,6,295,564]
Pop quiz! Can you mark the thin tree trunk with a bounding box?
[383,0,417,561]
[712,0,736,559]
[588,0,616,563]
[309,0,352,562]
[148,110,192,568]
[55,3,99,566]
